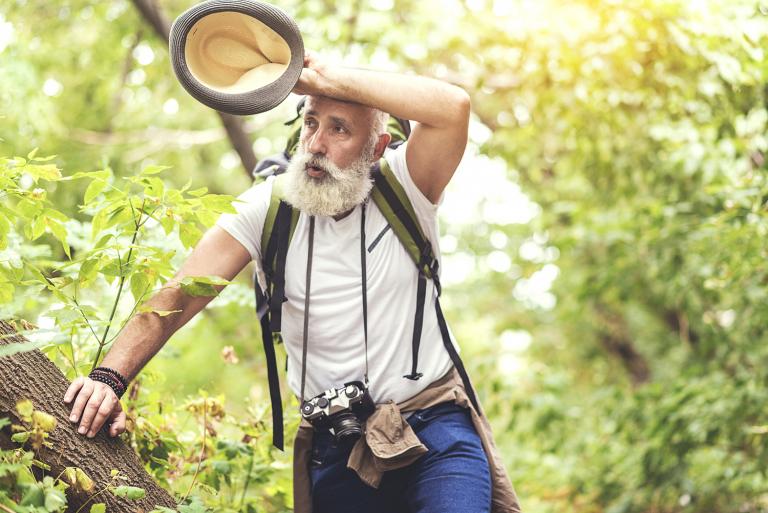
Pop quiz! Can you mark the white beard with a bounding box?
[282,142,376,217]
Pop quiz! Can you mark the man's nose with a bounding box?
[307,129,326,155]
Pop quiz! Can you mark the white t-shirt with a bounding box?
[215,143,454,404]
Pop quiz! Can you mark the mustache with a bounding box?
[304,154,345,179]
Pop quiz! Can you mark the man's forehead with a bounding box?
[304,95,372,125]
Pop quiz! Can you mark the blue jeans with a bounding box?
[309,401,492,513]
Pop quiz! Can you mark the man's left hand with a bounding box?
[293,51,328,96]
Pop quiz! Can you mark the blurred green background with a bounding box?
[2,0,768,511]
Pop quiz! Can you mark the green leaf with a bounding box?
[179,275,230,297]
[30,154,57,162]
[130,271,151,302]
[42,208,69,223]
[89,504,106,513]
[64,169,111,181]
[84,179,108,205]
[143,177,164,199]
[112,485,146,500]
[27,147,38,160]
[16,198,40,218]
[140,165,170,176]
[79,257,101,284]
[0,213,10,249]
[46,219,70,259]
[159,212,175,235]
[29,215,46,239]
[44,489,67,511]
[0,281,14,304]
[177,496,210,513]
[200,194,237,214]
[0,339,57,358]
[24,163,61,181]
[12,431,30,443]
[195,210,218,228]
[93,233,115,249]
[187,186,208,197]
[136,305,181,317]
[179,223,202,249]
[15,399,33,419]
[105,205,130,230]
[75,468,94,492]
[20,484,44,506]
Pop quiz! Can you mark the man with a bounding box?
[64,53,519,513]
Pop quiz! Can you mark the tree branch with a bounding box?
[595,305,651,385]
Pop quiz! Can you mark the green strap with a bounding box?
[262,174,299,282]
[371,159,436,279]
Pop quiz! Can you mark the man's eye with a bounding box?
[334,125,347,134]
[304,119,317,128]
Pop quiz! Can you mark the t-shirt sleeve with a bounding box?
[214,177,274,263]
[383,142,442,236]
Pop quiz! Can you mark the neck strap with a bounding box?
[299,203,371,403]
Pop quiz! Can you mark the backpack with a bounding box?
[253,101,480,450]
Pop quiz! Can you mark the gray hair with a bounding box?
[370,108,390,136]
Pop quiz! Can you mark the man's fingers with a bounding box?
[76,386,105,435]
[87,392,117,438]
[109,407,127,437]
[63,376,85,404]
[68,378,94,422]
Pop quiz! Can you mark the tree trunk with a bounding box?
[130,0,258,180]
[0,320,176,512]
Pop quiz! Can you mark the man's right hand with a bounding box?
[63,377,127,438]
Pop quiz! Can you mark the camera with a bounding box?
[300,381,375,442]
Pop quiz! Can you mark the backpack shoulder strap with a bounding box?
[370,158,439,285]
[370,158,481,412]
[258,174,299,451]
[261,174,300,264]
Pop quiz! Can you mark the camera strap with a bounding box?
[299,216,315,404]
[299,203,371,404]
[360,200,370,386]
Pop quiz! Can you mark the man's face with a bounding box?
[282,96,381,217]
[298,96,377,172]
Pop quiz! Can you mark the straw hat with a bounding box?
[169,0,304,115]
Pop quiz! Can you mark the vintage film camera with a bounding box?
[300,381,376,442]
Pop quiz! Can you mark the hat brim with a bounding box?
[169,0,304,116]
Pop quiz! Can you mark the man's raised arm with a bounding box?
[293,53,471,203]
[63,226,252,438]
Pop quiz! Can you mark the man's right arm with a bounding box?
[63,226,252,438]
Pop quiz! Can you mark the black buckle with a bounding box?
[403,372,424,381]
[418,245,441,295]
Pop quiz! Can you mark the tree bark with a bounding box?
[0,320,176,512]
[129,0,258,180]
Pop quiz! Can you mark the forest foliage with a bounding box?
[1,0,768,512]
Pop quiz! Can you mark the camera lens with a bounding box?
[332,412,363,442]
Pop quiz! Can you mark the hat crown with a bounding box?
[169,0,305,115]
[185,11,290,94]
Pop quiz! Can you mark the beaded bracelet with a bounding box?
[88,367,129,398]
[90,369,125,393]
[93,366,129,389]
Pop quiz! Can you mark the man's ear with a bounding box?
[374,133,392,160]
